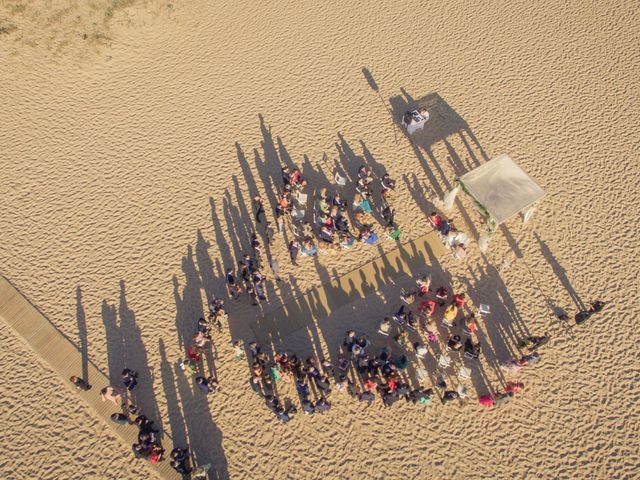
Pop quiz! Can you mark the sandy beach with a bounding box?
[1,0,639,478]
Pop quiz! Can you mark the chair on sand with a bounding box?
[296,191,308,204]
[455,384,468,399]
[441,318,454,329]
[457,366,472,380]
[438,354,451,369]
[415,368,430,384]
[291,206,305,221]
[479,304,491,315]
[290,224,304,238]
[378,320,392,336]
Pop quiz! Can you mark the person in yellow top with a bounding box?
[444,303,458,322]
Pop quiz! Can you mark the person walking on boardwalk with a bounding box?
[100,386,123,406]
[70,376,91,391]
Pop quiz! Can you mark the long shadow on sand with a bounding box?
[75,286,89,384]
[169,244,229,478]
[101,280,162,431]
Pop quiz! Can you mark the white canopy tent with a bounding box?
[442,154,545,251]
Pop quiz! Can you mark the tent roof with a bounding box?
[458,154,545,225]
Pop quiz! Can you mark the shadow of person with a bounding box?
[75,286,89,383]
[209,196,236,280]
[172,338,229,478]
[361,66,379,92]
[534,231,586,311]
[403,172,437,218]
[101,298,122,385]
[174,245,204,351]
[158,339,188,448]
[196,229,220,306]
[118,280,162,429]
[158,339,229,480]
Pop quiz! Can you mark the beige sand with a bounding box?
[1,0,639,478]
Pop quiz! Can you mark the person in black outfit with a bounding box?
[253,195,265,224]
[288,241,301,265]
[575,300,606,325]
[382,204,396,228]
[359,391,375,406]
[170,447,191,476]
[70,376,92,391]
[122,368,138,391]
[441,390,460,404]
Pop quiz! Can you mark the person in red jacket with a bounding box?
[453,292,466,308]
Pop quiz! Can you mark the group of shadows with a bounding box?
[72,74,590,479]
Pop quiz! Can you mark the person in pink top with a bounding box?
[504,382,525,394]
[478,394,495,407]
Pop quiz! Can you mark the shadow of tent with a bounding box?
[389,91,471,148]
[389,90,487,163]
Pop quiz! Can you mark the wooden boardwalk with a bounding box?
[0,275,180,480]
[251,231,448,348]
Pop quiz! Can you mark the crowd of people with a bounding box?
[63,155,608,476]
[244,340,341,420]
[71,299,226,475]
[347,277,533,408]
[241,335,437,421]
[75,368,171,465]
[278,163,399,262]
[235,268,568,415]
[177,297,226,387]
[218,160,401,309]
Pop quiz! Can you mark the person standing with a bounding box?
[265,221,275,245]
[122,368,138,391]
[253,195,265,224]
[269,257,282,282]
[100,386,123,406]
[70,376,92,391]
[288,240,301,265]
[226,267,242,299]
[239,254,252,282]
[575,300,606,325]
[195,376,210,394]
[252,271,267,301]
[441,390,460,404]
